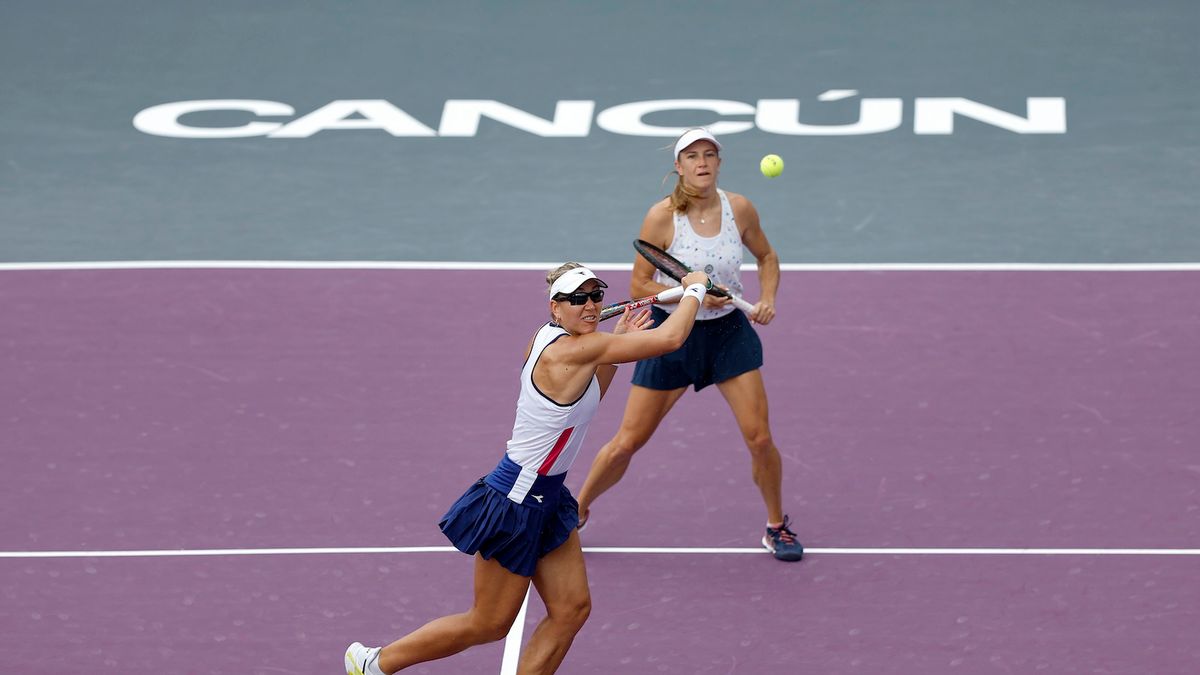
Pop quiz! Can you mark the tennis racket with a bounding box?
[598,286,685,322]
[632,239,757,314]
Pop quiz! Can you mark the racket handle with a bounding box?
[703,283,757,314]
[730,295,756,314]
[679,283,756,314]
[656,286,685,302]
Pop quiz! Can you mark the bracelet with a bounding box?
[682,283,707,303]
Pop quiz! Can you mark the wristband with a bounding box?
[682,283,707,304]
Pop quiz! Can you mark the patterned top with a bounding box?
[655,188,745,321]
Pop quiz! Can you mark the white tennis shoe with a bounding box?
[344,641,381,675]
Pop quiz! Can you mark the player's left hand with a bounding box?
[702,283,733,310]
[613,306,654,335]
[750,300,775,325]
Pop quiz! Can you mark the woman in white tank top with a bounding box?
[576,128,805,563]
[345,263,710,675]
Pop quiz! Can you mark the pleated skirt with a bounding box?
[439,467,579,577]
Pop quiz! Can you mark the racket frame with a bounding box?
[632,239,757,314]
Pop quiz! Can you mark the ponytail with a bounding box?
[666,172,702,214]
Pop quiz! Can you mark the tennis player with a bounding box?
[345,263,710,675]
[575,128,804,562]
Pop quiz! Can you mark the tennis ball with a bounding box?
[760,154,784,178]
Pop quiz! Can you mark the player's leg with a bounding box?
[518,529,591,674]
[715,369,784,523]
[715,369,803,561]
[575,384,687,525]
[375,555,532,672]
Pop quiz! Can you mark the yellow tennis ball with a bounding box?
[760,154,784,178]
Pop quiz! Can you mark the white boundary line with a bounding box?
[10,545,1195,675]
[2,546,1198,558]
[2,261,1200,272]
[500,589,531,675]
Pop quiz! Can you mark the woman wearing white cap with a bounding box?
[576,128,804,562]
[345,263,709,675]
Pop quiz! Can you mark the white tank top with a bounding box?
[504,322,601,479]
[654,188,744,321]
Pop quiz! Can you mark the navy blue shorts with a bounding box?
[438,457,579,577]
[632,306,763,392]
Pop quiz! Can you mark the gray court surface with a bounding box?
[2,1,1198,263]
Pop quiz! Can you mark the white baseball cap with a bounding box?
[550,266,608,297]
[673,128,722,159]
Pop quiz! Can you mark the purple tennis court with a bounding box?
[2,267,1197,673]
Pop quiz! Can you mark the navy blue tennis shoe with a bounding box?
[763,515,804,561]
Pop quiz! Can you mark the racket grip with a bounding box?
[656,286,686,302]
[731,295,756,314]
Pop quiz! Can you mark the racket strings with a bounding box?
[649,254,689,280]
[634,241,690,280]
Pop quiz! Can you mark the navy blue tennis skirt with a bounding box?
[632,306,763,391]
[439,456,579,577]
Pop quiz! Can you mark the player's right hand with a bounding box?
[681,271,709,289]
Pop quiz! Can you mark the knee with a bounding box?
[607,433,648,462]
[551,594,592,632]
[469,612,517,644]
[743,430,775,457]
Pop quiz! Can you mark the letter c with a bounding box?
[132,100,294,138]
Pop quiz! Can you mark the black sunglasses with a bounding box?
[554,289,605,305]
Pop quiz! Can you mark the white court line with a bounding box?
[9,545,1195,675]
[2,546,1198,558]
[2,261,1200,272]
[500,589,531,675]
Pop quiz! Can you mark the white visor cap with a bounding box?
[550,267,608,297]
[673,128,722,159]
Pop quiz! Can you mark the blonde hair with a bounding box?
[667,173,704,214]
[546,262,585,295]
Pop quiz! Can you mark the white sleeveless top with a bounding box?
[654,188,744,321]
[504,322,601,481]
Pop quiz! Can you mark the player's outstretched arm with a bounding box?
[576,271,709,366]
